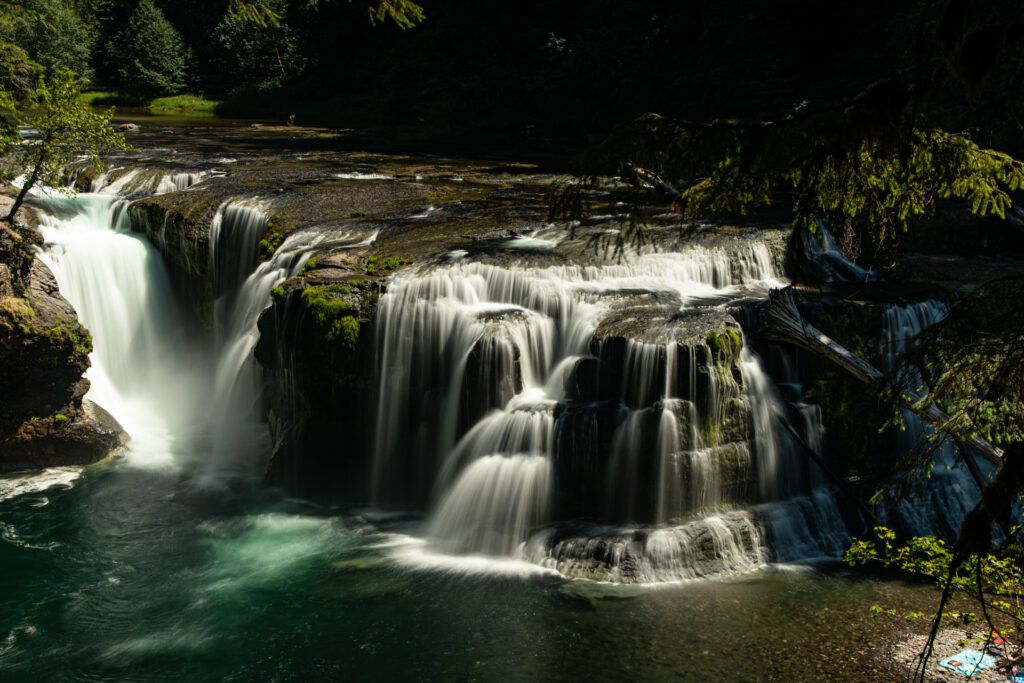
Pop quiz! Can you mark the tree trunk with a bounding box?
[7,132,53,224]
[5,171,35,223]
[757,286,1004,467]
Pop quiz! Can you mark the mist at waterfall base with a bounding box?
[0,178,978,679]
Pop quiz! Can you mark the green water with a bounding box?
[0,461,936,681]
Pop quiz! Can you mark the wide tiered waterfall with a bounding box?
[21,161,983,585]
[369,244,847,580]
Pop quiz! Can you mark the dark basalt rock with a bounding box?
[255,284,378,501]
[0,228,123,472]
[1,399,122,473]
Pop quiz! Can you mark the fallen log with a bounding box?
[757,286,1004,467]
[629,165,683,201]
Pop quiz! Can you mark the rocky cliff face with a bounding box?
[255,276,379,499]
[127,193,219,326]
[0,215,121,473]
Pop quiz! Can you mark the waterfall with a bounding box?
[155,172,207,195]
[370,262,603,506]
[34,193,210,467]
[758,298,982,562]
[427,454,552,555]
[801,222,877,283]
[207,220,378,471]
[742,347,821,500]
[90,168,207,196]
[31,175,372,472]
[875,300,982,538]
[743,343,848,563]
[370,243,786,569]
[210,199,269,303]
[757,488,851,562]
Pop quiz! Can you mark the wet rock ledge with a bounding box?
[0,202,122,473]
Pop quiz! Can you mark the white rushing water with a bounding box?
[30,174,372,472]
[34,191,209,467]
[370,242,807,579]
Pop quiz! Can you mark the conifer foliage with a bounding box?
[111,0,191,98]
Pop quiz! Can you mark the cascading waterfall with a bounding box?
[800,221,877,283]
[33,191,211,466]
[205,198,276,468]
[758,298,981,563]
[155,172,208,195]
[740,345,851,563]
[90,168,208,196]
[31,171,371,473]
[371,261,601,507]
[875,300,980,539]
[210,199,269,303]
[372,243,795,577]
[27,157,984,583]
[375,240,975,578]
[207,212,379,470]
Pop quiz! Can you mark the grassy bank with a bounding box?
[80,91,221,114]
[78,90,577,164]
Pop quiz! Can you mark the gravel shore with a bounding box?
[886,627,1017,681]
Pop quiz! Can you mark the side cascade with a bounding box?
[875,300,980,539]
[757,299,983,563]
[207,200,378,470]
[32,171,371,473]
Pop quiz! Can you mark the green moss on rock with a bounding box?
[300,284,367,348]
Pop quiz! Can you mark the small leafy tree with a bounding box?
[110,0,191,98]
[847,524,1024,678]
[3,67,128,222]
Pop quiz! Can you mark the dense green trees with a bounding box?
[12,0,97,81]
[110,0,191,97]
[209,0,304,95]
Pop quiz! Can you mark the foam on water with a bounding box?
[0,466,81,503]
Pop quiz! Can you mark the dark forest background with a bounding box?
[0,0,1020,153]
